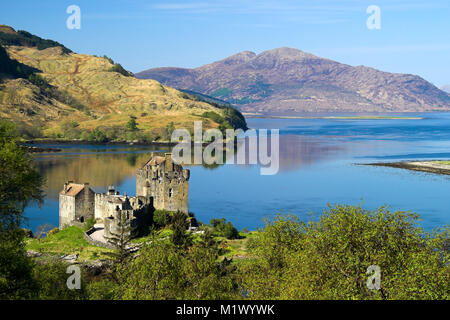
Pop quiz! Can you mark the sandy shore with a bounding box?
[366,161,450,175]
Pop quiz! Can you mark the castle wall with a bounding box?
[95,193,107,220]
[74,188,95,223]
[59,194,76,229]
[136,154,190,214]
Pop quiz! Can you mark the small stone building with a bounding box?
[136,153,190,214]
[59,182,95,228]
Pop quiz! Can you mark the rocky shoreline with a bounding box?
[366,161,450,175]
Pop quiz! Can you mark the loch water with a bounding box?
[24,113,450,232]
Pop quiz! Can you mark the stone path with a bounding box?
[89,224,107,243]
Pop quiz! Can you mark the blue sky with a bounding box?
[1,0,449,86]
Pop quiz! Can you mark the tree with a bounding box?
[170,211,192,249]
[239,205,450,300]
[126,117,138,131]
[115,239,240,299]
[35,223,54,242]
[0,120,44,299]
[106,212,133,264]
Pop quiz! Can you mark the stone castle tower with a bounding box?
[136,153,190,214]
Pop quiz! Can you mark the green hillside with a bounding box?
[0,25,247,141]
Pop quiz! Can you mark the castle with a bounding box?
[59,153,190,242]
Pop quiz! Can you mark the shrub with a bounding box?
[47,228,59,237]
[153,210,172,228]
[239,205,450,300]
[84,217,96,231]
[210,218,239,239]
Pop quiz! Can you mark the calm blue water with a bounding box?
[24,113,450,232]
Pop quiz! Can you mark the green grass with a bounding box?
[25,226,114,261]
[435,161,450,165]
[130,228,173,244]
[219,231,258,259]
[26,225,259,262]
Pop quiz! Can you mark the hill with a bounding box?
[136,47,450,114]
[441,85,450,94]
[0,25,246,141]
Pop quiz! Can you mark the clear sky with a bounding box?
[1,0,449,86]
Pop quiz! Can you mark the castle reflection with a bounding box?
[32,135,342,199]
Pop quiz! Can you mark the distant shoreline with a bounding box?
[364,161,450,175]
[244,115,424,120]
[22,139,238,152]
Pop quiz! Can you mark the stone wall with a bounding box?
[59,194,75,229]
[136,153,190,214]
[74,186,95,223]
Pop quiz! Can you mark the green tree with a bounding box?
[0,120,44,299]
[239,205,449,300]
[115,240,239,299]
[126,117,138,131]
[106,212,133,264]
[170,211,192,249]
[153,209,172,228]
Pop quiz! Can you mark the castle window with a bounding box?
[80,216,84,223]
[169,188,173,198]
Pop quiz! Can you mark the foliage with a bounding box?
[114,240,239,299]
[102,55,133,77]
[239,205,450,300]
[109,63,134,77]
[105,212,133,264]
[0,120,44,299]
[0,29,71,53]
[210,218,240,240]
[0,227,37,299]
[153,209,172,228]
[170,211,192,249]
[32,261,89,300]
[84,217,96,231]
[0,120,44,229]
[126,117,138,131]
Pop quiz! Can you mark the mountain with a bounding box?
[136,47,450,114]
[0,25,246,141]
[441,85,450,94]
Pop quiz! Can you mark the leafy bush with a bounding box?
[239,205,450,300]
[153,210,172,228]
[126,117,138,131]
[210,218,240,240]
[115,240,239,299]
[109,63,133,77]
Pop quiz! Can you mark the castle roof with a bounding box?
[60,183,86,197]
[143,155,166,167]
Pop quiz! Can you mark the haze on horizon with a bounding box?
[0,0,449,87]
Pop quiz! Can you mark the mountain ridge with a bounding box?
[136,47,450,113]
